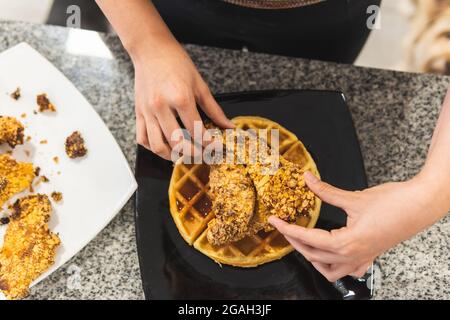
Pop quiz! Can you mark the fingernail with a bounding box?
[226,119,236,128]
[303,171,320,183]
[304,171,319,183]
[268,216,277,225]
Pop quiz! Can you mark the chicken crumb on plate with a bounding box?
[36,93,56,112]
[0,116,24,148]
[65,131,87,159]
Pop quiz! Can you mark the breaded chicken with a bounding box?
[207,164,256,246]
[0,194,60,300]
[206,126,315,243]
[0,154,35,208]
[248,156,316,232]
[0,116,24,148]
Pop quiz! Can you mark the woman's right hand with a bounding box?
[131,40,234,160]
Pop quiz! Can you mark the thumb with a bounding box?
[196,82,235,129]
[304,171,353,209]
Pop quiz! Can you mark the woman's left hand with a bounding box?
[269,171,438,282]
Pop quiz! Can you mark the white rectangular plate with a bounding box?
[0,43,137,299]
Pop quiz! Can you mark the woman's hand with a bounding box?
[96,0,233,160]
[132,41,234,160]
[269,171,440,282]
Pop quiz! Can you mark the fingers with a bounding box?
[176,96,212,147]
[311,262,357,283]
[304,171,354,209]
[284,235,348,264]
[154,104,184,149]
[136,114,150,149]
[350,262,372,278]
[144,114,172,160]
[196,82,234,129]
[269,216,341,251]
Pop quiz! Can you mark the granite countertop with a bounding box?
[0,21,448,300]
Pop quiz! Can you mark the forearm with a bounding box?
[95,0,180,60]
[417,85,450,220]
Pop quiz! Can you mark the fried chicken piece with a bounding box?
[36,93,56,112]
[65,131,87,159]
[0,116,24,148]
[0,154,35,208]
[0,194,60,300]
[248,157,316,232]
[207,164,256,246]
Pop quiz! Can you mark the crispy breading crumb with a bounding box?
[0,154,35,208]
[50,192,63,203]
[39,139,47,144]
[0,194,60,299]
[36,94,56,112]
[0,116,24,148]
[53,156,59,164]
[65,131,87,159]
[10,87,21,100]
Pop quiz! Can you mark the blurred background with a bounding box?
[0,0,448,75]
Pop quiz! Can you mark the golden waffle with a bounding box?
[169,116,321,267]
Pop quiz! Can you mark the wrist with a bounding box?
[411,169,450,221]
[126,30,180,65]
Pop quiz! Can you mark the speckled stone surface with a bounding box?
[0,21,448,300]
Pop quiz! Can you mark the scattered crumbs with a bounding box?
[65,131,87,159]
[57,171,61,175]
[0,216,10,225]
[24,150,30,157]
[26,136,31,142]
[33,110,38,115]
[10,87,21,100]
[39,139,48,145]
[41,176,49,183]
[5,150,12,155]
[29,185,34,193]
[34,167,41,177]
[50,192,63,203]
[53,156,59,164]
[20,113,26,119]
[36,93,56,112]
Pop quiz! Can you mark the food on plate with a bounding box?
[65,131,87,159]
[50,191,63,203]
[10,87,21,100]
[0,116,24,148]
[0,154,35,208]
[169,116,321,267]
[0,194,60,300]
[36,93,56,112]
[248,157,316,232]
[207,164,256,246]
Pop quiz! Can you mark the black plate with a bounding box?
[135,90,371,300]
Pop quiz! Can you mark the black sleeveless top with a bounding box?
[221,0,324,9]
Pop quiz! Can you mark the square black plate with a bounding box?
[135,90,371,300]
